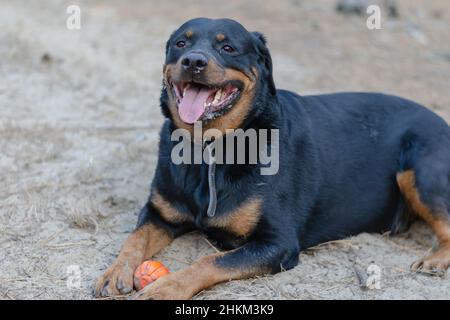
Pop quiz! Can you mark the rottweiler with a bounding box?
[95,18,450,299]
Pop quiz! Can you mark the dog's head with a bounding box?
[161,18,276,134]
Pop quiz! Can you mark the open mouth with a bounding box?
[171,81,241,124]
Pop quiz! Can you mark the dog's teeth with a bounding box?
[212,89,222,105]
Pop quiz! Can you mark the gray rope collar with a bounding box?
[204,141,217,217]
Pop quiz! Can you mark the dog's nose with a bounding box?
[181,52,208,73]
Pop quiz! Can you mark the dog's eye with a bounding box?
[176,40,186,48]
[222,45,235,53]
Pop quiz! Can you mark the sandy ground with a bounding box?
[1,0,450,300]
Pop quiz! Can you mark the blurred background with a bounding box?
[0,0,449,299]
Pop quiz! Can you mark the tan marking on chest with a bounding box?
[152,191,191,224]
[207,198,262,237]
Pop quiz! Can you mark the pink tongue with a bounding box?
[178,86,215,124]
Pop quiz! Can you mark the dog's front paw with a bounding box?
[131,275,193,300]
[94,261,135,297]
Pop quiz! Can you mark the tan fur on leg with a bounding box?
[397,170,450,274]
[95,223,172,297]
[133,253,263,300]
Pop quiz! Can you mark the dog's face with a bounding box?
[162,18,276,134]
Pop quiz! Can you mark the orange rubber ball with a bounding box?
[133,260,170,291]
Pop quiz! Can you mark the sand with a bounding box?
[1,0,449,299]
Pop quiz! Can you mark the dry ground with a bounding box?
[1,0,449,299]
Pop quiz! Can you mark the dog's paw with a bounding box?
[411,247,450,276]
[131,275,192,300]
[94,261,135,297]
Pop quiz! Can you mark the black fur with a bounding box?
[138,18,450,274]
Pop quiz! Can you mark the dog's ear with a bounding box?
[252,32,276,96]
[252,31,267,46]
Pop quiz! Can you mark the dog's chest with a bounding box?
[190,196,262,248]
[152,189,262,248]
[201,197,261,240]
[191,202,259,249]
[189,174,263,242]
[156,159,264,247]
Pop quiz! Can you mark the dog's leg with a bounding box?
[95,190,193,297]
[132,241,298,300]
[397,170,450,274]
[94,222,172,297]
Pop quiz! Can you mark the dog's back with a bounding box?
[275,91,450,247]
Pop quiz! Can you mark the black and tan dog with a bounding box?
[95,18,450,299]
